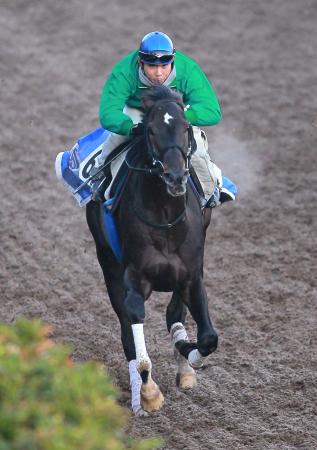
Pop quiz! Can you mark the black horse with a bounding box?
[86,85,218,415]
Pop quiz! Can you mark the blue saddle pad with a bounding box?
[221,176,238,202]
[100,147,139,264]
[55,128,110,206]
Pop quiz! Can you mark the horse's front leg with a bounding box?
[166,292,197,389]
[171,322,197,389]
[177,278,218,369]
[124,273,164,412]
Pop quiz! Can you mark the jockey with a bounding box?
[91,31,233,206]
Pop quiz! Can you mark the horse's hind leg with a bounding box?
[167,292,197,390]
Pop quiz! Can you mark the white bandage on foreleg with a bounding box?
[188,349,205,369]
[171,323,195,375]
[170,322,189,346]
[128,359,142,414]
[132,324,151,369]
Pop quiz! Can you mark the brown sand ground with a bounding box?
[0,0,316,448]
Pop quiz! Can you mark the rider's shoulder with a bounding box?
[174,50,201,70]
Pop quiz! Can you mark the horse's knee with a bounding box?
[125,290,145,323]
[198,332,218,356]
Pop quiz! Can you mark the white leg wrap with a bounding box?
[132,324,151,371]
[170,322,189,346]
[128,359,142,414]
[188,349,205,369]
[171,323,195,375]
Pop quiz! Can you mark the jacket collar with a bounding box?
[138,65,176,88]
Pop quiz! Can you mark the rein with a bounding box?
[132,196,188,230]
[124,152,164,175]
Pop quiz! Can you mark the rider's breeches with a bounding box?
[190,126,222,197]
[95,106,143,168]
[95,106,222,199]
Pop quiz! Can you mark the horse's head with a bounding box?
[141,86,196,197]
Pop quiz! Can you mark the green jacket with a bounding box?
[99,50,222,135]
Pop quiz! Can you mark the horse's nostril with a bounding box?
[163,173,173,184]
[163,171,189,186]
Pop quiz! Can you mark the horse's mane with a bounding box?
[142,85,184,111]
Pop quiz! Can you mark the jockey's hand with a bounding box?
[130,123,145,136]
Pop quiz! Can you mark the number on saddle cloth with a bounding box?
[55,127,135,207]
[55,128,110,207]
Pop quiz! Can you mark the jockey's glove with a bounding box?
[130,122,145,136]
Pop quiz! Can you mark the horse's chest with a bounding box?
[144,253,188,290]
[142,238,194,290]
[152,231,183,255]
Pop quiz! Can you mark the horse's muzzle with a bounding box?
[162,171,189,197]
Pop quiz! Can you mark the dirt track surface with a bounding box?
[1,0,316,448]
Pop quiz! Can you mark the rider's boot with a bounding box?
[204,179,237,208]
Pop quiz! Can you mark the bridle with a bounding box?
[145,99,196,174]
[125,98,195,230]
[125,99,196,178]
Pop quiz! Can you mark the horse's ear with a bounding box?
[142,96,156,112]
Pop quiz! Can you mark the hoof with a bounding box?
[138,358,151,373]
[141,383,164,412]
[176,372,197,390]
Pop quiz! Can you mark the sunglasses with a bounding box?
[139,52,174,65]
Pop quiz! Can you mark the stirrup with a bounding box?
[91,176,108,202]
[204,188,221,208]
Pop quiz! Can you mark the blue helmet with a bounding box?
[139,31,175,65]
